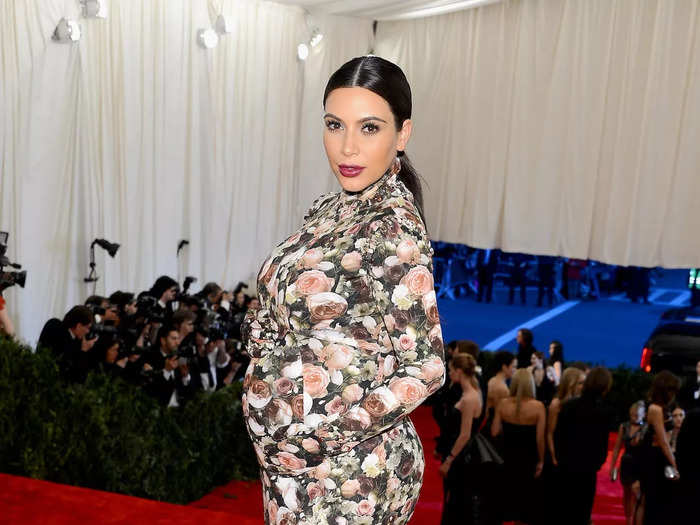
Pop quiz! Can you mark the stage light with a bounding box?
[52,18,81,43]
[197,28,219,49]
[297,43,309,61]
[310,28,323,47]
[80,0,107,18]
[94,238,120,258]
[215,14,232,34]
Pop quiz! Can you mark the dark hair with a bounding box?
[149,275,178,300]
[648,370,681,407]
[570,361,590,373]
[85,295,107,308]
[172,309,196,328]
[233,282,248,295]
[549,340,564,364]
[157,323,179,346]
[455,340,480,360]
[62,305,94,328]
[323,56,426,225]
[109,291,135,310]
[199,282,222,300]
[518,328,534,347]
[495,350,516,371]
[582,366,613,399]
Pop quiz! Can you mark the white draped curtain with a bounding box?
[374,0,700,268]
[2,0,699,343]
[0,0,372,342]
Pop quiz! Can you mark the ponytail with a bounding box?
[397,152,427,230]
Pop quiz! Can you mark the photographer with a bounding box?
[38,305,98,382]
[144,324,194,407]
[146,276,179,322]
[0,295,15,338]
[190,327,231,392]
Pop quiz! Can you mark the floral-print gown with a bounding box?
[241,169,446,525]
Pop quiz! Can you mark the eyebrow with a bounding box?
[323,113,388,124]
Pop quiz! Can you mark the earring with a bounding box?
[390,156,401,176]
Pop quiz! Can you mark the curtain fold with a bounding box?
[374,0,700,268]
[0,0,372,343]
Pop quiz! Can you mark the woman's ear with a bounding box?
[397,119,412,152]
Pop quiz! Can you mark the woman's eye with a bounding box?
[325,120,341,131]
[362,123,380,134]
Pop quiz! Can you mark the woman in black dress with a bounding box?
[439,353,488,524]
[610,400,647,525]
[641,370,681,525]
[492,368,546,524]
[641,371,681,525]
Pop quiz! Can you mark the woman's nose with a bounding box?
[341,132,359,157]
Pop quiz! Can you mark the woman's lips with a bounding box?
[338,164,365,177]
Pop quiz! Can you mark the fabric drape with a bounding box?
[374,0,700,268]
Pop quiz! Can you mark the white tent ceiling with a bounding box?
[271,0,501,20]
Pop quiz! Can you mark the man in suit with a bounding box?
[38,305,98,381]
[144,324,194,407]
[679,360,700,410]
[476,249,499,304]
[537,256,556,307]
[553,367,615,525]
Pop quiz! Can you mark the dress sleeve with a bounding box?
[310,210,446,452]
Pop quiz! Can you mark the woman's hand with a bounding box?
[534,461,544,479]
[439,458,452,478]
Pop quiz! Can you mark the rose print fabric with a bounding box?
[241,169,446,524]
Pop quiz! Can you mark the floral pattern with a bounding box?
[241,169,445,524]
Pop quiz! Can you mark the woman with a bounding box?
[641,370,681,525]
[668,405,684,454]
[547,340,565,386]
[546,367,585,466]
[610,401,647,525]
[438,353,486,524]
[241,56,446,525]
[492,369,546,524]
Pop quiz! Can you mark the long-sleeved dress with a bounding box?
[241,169,446,524]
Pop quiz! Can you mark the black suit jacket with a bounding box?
[38,318,83,379]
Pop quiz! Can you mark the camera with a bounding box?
[135,295,165,324]
[0,232,27,292]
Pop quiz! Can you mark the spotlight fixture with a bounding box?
[94,238,120,258]
[309,28,323,47]
[52,18,81,43]
[80,0,107,18]
[197,28,219,49]
[84,238,120,290]
[215,14,232,34]
[297,43,309,61]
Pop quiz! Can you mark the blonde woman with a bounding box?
[547,367,585,465]
[492,369,546,524]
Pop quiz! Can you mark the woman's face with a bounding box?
[549,343,555,356]
[672,408,685,429]
[574,374,585,397]
[106,343,119,363]
[630,405,645,423]
[448,362,460,384]
[323,87,411,193]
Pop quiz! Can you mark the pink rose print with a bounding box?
[400,265,434,296]
[303,364,330,398]
[389,377,428,405]
[306,292,348,323]
[341,251,363,272]
[295,270,334,296]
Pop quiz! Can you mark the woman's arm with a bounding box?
[491,399,503,437]
[648,404,677,471]
[546,400,560,465]
[535,402,546,477]
[308,213,446,449]
[439,396,476,478]
[609,423,625,479]
[553,361,562,383]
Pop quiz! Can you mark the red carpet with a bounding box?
[1,405,624,524]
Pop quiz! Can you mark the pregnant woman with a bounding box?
[241,56,446,524]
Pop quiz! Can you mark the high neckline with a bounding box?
[339,168,398,204]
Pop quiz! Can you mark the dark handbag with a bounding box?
[461,433,504,466]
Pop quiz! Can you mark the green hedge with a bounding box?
[0,337,258,504]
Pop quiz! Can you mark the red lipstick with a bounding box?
[338,164,365,178]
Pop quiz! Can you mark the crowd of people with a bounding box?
[434,244,658,306]
[35,276,255,407]
[431,330,700,525]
